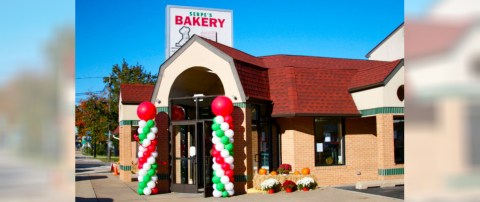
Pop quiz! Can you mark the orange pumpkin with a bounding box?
[270,171,278,176]
[301,168,310,175]
[258,168,267,175]
[294,171,301,175]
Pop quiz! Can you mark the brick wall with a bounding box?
[277,115,403,186]
[119,125,132,182]
[155,112,170,193]
[232,106,251,194]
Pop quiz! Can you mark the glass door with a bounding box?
[202,120,213,197]
[171,122,198,193]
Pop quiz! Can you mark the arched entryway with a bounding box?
[168,67,224,196]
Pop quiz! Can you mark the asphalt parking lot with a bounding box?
[336,185,404,200]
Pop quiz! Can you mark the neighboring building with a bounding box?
[118,26,404,195]
[366,23,404,61]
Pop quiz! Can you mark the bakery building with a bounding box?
[117,24,404,195]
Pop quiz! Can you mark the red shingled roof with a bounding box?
[349,59,403,91]
[120,84,154,104]
[196,37,403,116]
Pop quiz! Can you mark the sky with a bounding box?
[76,0,406,103]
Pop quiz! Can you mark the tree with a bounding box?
[75,93,109,158]
[102,59,157,132]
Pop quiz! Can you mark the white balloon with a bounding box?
[213,183,217,190]
[142,139,151,147]
[151,151,158,158]
[230,163,234,170]
[139,120,147,128]
[138,151,143,158]
[216,169,225,177]
[212,136,220,145]
[212,131,216,137]
[213,190,222,197]
[150,127,158,134]
[137,128,144,135]
[221,150,230,158]
[220,122,229,131]
[147,157,156,164]
[227,190,235,196]
[229,137,234,143]
[143,163,151,170]
[225,129,234,138]
[138,176,144,182]
[221,176,230,184]
[139,146,146,152]
[139,169,147,176]
[225,156,234,164]
[147,181,156,189]
[225,182,234,191]
[215,143,224,151]
[151,176,158,182]
[147,133,156,140]
[212,163,220,170]
[215,116,224,124]
[143,187,152,195]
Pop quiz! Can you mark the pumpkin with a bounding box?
[270,171,278,175]
[258,168,267,175]
[301,167,310,175]
[294,171,301,175]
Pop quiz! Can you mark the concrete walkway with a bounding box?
[76,152,402,201]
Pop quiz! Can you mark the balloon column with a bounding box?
[210,96,235,197]
[136,102,159,195]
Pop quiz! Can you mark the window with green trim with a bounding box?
[314,118,345,166]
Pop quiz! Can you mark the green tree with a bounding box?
[102,59,157,132]
[76,94,109,158]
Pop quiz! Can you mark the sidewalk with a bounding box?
[76,153,402,201]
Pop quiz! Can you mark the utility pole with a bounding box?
[107,76,112,162]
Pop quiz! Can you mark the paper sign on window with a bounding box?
[324,133,331,142]
[316,143,323,152]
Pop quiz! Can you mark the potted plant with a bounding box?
[282,180,296,193]
[297,177,317,191]
[277,164,292,175]
[260,178,281,194]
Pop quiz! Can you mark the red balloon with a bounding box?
[221,163,230,170]
[212,149,221,158]
[229,123,234,130]
[147,144,155,153]
[161,161,167,165]
[137,102,157,121]
[211,96,233,116]
[139,157,146,164]
[138,163,143,169]
[216,156,225,164]
[224,115,233,124]
[151,139,157,146]
[171,105,185,120]
[225,169,234,178]
[143,151,149,157]
[229,176,234,182]
[133,134,139,142]
[151,187,159,194]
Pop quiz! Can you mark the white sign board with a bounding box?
[166,5,233,58]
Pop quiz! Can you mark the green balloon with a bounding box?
[151,163,158,169]
[229,151,234,156]
[222,191,229,197]
[225,143,233,152]
[148,168,155,176]
[143,126,150,134]
[221,136,230,145]
[143,175,151,182]
[138,187,144,195]
[213,117,218,124]
[216,183,225,191]
[215,129,224,137]
[212,176,221,184]
[147,120,155,128]
[212,123,220,131]
[213,170,216,177]
[139,133,147,140]
[139,181,147,188]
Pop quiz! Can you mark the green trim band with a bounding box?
[119,164,132,171]
[233,175,251,182]
[378,168,404,176]
[157,173,169,180]
[360,107,404,117]
[119,120,139,126]
[233,102,247,108]
[157,107,169,113]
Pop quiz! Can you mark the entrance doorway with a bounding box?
[169,96,217,196]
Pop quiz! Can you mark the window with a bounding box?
[314,118,344,166]
[394,117,404,164]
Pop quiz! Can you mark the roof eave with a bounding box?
[271,113,361,118]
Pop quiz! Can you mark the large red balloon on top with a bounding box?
[211,96,233,116]
[137,102,157,120]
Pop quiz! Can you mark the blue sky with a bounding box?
[76,0,406,103]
